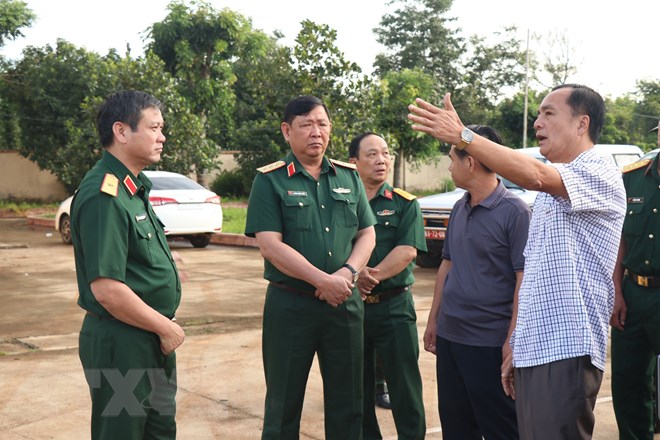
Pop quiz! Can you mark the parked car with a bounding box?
[55,170,223,248]
[415,144,643,268]
[592,143,644,169]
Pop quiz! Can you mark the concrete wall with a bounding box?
[0,150,451,202]
[399,154,452,193]
[0,151,67,201]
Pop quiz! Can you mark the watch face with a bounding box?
[462,128,474,143]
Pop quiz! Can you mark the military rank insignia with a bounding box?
[622,159,650,174]
[257,160,286,174]
[123,175,138,196]
[393,188,416,201]
[100,173,119,197]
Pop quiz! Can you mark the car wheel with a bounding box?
[415,251,441,268]
[59,214,72,244]
[189,235,211,248]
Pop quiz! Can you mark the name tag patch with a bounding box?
[287,191,307,197]
[627,197,644,204]
[135,213,148,222]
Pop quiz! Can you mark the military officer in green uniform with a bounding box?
[348,132,427,440]
[71,90,185,440]
[611,121,660,439]
[245,95,376,440]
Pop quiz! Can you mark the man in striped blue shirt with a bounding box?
[409,84,626,440]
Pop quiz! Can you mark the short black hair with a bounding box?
[96,90,162,148]
[551,84,605,144]
[283,95,330,125]
[348,131,380,159]
[454,124,503,173]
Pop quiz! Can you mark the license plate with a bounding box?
[425,229,445,240]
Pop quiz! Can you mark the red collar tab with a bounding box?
[287,162,296,178]
[123,175,138,196]
[383,189,393,200]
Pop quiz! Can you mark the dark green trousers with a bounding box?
[611,278,660,440]
[363,291,425,440]
[79,314,177,440]
[261,285,364,440]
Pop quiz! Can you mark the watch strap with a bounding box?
[342,263,357,275]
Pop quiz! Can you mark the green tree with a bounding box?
[373,0,526,174]
[457,29,526,124]
[54,51,210,191]
[495,89,543,147]
[0,0,35,151]
[376,68,440,187]
[374,0,464,90]
[0,0,34,47]
[290,20,371,157]
[148,0,256,181]
[600,95,638,146]
[4,40,113,192]
[233,19,375,195]
[232,31,295,192]
[633,80,660,151]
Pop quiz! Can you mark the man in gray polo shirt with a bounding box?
[423,124,530,440]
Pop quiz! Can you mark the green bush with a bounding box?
[211,170,248,198]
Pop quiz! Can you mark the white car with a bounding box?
[415,144,642,268]
[55,170,223,248]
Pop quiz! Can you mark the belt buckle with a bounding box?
[638,275,649,287]
[364,294,380,304]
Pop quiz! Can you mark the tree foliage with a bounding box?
[0,0,34,47]
[376,69,440,187]
[0,0,658,198]
[374,0,464,91]
[148,1,252,174]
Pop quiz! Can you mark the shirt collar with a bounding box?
[645,153,660,179]
[463,180,507,210]
[100,150,151,197]
[375,181,394,200]
[285,152,333,178]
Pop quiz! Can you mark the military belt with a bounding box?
[364,285,410,304]
[627,270,660,288]
[269,282,321,300]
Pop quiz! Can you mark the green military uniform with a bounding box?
[72,151,181,440]
[362,183,427,440]
[612,154,660,440]
[245,152,376,440]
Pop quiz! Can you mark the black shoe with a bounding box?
[375,392,391,410]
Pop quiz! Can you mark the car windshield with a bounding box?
[149,176,205,191]
[500,176,522,190]
[499,156,547,190]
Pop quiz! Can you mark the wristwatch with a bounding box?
[456,127,474,151]
[342,263,359,283]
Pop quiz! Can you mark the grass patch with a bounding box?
[222,206,247,234]
[0,199,60,217]
[414,178,456,197]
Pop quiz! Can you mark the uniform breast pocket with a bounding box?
[134,220,156,264]
[623,203,644,237]
[331,192,359,227]
[376,213,400,229]
[283,197,313,231]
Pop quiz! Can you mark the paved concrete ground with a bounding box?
[0,218,643,439]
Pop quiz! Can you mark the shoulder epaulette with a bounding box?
[329,158,357,170]
[623,159,651,174]
[257,160,286,174]
[393,188,416,201]
[100,173,119,197]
